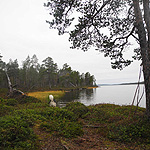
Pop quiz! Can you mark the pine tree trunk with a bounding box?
[143,62,150,118]
[133,0,150,118]
[143,0,150,118]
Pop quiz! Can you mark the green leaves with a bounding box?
[64,102,89,119]
[35,106,83,138]
[0,114,38,149]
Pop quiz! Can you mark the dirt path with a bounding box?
[33,124,142,150]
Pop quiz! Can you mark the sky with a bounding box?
[0,0,143,84]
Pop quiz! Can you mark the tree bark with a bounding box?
[5,71,25,97]
[133,0,150,118]
[5,71,13,96]
[143,0,150,54]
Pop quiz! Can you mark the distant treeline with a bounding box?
[0,54,96,91]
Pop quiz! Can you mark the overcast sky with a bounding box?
[0,0,143,84]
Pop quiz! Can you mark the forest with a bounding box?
[0,54,96,91]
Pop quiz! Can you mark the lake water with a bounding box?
[58,84,146,108]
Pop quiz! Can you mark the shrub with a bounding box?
[0,88,8,98]
[108,118,150,143]
[39,106,83,138]
[0,115,39,149]
[0,104,14,116]
[6,98,18,106]
[62,121,83,138]
[18,96,41,104]
[84,105,115,123]
[13,109,45,126]
[64,102,89,119]
[40,119,83,138]
[37,107,76,121]
[0,97,4,103]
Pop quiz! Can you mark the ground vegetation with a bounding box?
[0,90,150,149]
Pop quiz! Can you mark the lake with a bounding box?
[58,84,146,108]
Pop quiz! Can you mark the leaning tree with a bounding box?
[44,0,150,118]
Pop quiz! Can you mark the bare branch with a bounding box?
[113,26,135,44]
[92,0,111,19]
[65,1,74,17]
[131,34,139,42]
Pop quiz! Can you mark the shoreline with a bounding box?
[98,82,144,87]
[27,86,98,92]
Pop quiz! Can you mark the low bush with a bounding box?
[0,104,14,116]
[13,109,45,126]
[6,98,18,106]
[0,115,39,149]
[17,95,41,104]
[0,97,5,102]
[1,97,149,149]
[38,107,83,138]
[64,102,89,119]
[84,104,122,123]
[0,88,8,98]
[84,104,150,145]
[36,107,76,121]
[62,121,83,138]
[40,119,83,138]
[108,116,150,143]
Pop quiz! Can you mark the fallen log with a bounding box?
[5,70,25,98]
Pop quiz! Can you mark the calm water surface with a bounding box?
[58,84,146,108]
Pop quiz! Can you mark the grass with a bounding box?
[27,90,65,102]
[0,89,150,149]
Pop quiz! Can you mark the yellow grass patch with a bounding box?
[87,86,98,89]
[27,91,65,102]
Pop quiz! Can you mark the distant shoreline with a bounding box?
[98,81,144,87]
